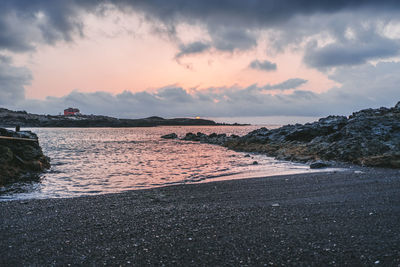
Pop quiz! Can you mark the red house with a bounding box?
[64,107,80,116]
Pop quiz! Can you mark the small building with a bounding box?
[64,107,80,116]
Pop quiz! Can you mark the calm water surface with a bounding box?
[1,126,336,200]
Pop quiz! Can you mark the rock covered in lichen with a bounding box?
[0,128,50,186]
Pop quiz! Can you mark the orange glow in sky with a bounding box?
[22,11,337,100]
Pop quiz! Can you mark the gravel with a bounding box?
[1,168,400,266]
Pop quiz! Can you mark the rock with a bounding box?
[173,101,400,169]
[395,101,400,110]
[0,128,50,186]
[244,154,251,157]
[0,108,221,127]
[182,132,199,141]
[252,161,259,165]
[310,160,330,169]
[161,133,178,139]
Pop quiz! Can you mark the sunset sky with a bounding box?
[1,1,400,120]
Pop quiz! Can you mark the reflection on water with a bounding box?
[1,126,337,201]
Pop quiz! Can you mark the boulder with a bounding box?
[0,128,50,186]
[182,132,199,141]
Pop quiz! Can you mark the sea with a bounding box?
[0,125,337,201]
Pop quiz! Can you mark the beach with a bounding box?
[1,168,399,266]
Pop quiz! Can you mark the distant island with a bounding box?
[0,108,245,127]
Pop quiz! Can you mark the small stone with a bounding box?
[161,133,178,139]
[252,161,259,165]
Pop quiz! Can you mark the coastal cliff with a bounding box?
[0,128,50,186]
[164,102,400,168]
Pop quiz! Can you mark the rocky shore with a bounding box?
[163,102,400,168]
[0,128,50,186]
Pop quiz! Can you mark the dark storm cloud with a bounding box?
[124,0,400,27]
[249,60,277,71]
[2,0,400,53]
[0,0,91,52]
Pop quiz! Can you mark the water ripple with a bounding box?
[0,126,340,201]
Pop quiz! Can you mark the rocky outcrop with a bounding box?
[0,108,227,127]
[164,102,400,168]
[0,128,50,186]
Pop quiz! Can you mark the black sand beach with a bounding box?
[1,168,400,266]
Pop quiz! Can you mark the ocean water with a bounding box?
[1,126,336,200]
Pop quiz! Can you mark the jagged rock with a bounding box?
[0,128,50,186]
[171,101,400,169]
[161,133,178,139]
[182,132,199,141]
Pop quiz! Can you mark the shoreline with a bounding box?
[0,159,350,202]
[1,168,399,265]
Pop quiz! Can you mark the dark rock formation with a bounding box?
[164,102,400,168]
[181,132,238,145]
[0,108,227,127]
[0,128,50,186]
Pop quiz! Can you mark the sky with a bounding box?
[1,0,400,121]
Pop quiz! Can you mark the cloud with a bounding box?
[3,1,399,54]
[1,0,400,120]
[122,1,400,28]
[1,0,400,74]
[262,78,307,91]
[249,59,277,71]
[0,1,86,53]
[6,60,399,119]
[304,29,400,68]
[175,41,211,59]
[0,55,31,105]
[208,27,257,52]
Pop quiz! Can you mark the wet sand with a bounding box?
[1,168,400,266]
